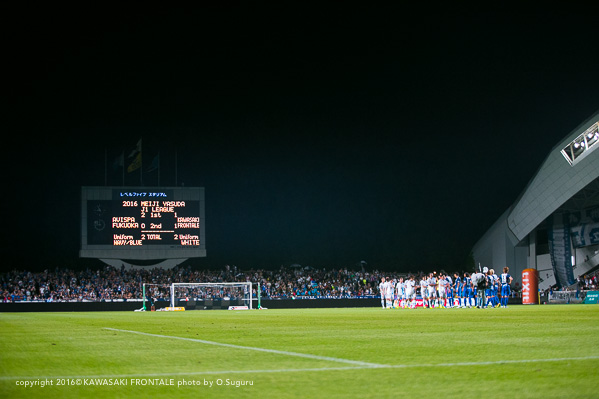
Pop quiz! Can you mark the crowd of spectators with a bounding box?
[5,263,598,303]
[0,264,410,303]
[578,272,598,291]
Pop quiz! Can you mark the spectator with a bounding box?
[1,264,457,302]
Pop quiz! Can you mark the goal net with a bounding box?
[170,282,253,309]
[142,283,172,311]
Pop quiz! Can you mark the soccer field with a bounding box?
[1,306,598,399]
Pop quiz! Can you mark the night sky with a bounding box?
[4,4,599,273]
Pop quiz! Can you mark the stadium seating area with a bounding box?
[577,271,598,291]
[0,265,409,302]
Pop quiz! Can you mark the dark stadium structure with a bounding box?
[473,110,599,291]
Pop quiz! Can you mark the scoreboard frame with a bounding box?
[80,186,206,260]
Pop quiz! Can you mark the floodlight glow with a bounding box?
[561,121,599,165]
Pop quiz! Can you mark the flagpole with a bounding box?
[104,148,107,186]
[140,137,143,186]
[122,150,125,186]
[125,139,141,185]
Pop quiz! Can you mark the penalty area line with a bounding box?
[103,327,386,368]
[0,366,373,381]
[420,356,599,368]
[2,356,598,381]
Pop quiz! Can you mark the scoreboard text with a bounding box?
[87,189,201,247]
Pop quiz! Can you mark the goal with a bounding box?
[170,282,253,309]
[142,283,172,311]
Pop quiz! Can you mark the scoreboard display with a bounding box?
[80,186,205,260]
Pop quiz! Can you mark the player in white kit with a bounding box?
[379,277,387,309]
[385,277,394,308]
[437,272,447,308]
[405,276,416,308]
[396,278,406,308]
[419,275,429,308]
[427,272,437,308]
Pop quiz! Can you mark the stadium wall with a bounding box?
[472,208,529,288]
[0,299,380,312]
[0,298,524,312]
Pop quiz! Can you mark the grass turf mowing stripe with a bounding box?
[2,355,598,381]
[103,327,386,368]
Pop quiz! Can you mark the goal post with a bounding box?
[170,282,254,309]
[142,283,172,311]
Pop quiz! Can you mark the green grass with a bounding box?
[1,305,598,398]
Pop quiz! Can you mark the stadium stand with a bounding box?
[1,265,404,303]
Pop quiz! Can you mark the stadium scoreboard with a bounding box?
[80,186,205,259]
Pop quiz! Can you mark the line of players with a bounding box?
[379,267,513,309]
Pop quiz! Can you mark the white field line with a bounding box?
[2,356,599,381]
[103,327,385,368]
[2,327,598,381]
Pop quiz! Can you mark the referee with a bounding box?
[472,268,488,308]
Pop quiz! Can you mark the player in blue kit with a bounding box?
[500,267,513,308]
[489,269,500,308]
[462,273,472,308]
[453,272,464,308]
[443,272,453,308]
[485,269,493,307]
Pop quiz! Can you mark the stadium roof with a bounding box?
[507,109,599,241]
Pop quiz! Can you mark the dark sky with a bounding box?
[4,4,599,273]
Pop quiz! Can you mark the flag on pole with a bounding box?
[112,151,124,171]
[127,153,142,173]
[127,139,142,173]
[147,153,160,172]
[128,139,142,158]
[147,152,160,185]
